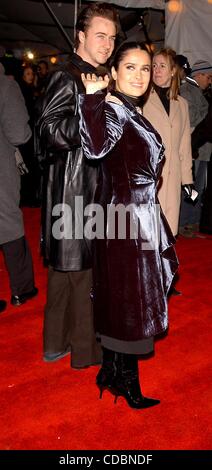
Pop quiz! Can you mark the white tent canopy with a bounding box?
[165,0,212,67]
[90,0,165,8]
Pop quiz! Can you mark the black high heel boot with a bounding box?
[96,347,116,398]
[113,353,160,409]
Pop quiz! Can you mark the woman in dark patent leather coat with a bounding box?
[79,42,178,408]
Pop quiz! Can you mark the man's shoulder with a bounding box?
[185,77,199,88]
[0,74,13,91]
[177,94,187,105]
[48,60,81,86]
[64,61,82,81]
[0,75,21,103]
[180,79,202,101]
[45,68,77,95]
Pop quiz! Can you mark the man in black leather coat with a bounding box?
[37,3,119,368]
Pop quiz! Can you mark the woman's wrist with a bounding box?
[85,84,99,94]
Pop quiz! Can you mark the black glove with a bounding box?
[182,184,194,198]
[182,184,198,202]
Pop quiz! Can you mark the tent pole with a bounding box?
[42,0,74,51]
[73,0,78,52]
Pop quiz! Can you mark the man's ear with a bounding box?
[111,66,117,81]
[78,31,85,44]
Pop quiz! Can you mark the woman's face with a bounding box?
[23,67,34,84]
[112,48,151,98]
[152,54,173,88]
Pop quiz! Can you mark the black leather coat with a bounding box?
[38,54,99,270]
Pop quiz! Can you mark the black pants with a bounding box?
[1,236,35,296]
[44,266,102,368]
[200,156,212,233]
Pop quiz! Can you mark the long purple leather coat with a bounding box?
[79,91,178,340]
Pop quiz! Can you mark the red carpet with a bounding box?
[0,208,212,450]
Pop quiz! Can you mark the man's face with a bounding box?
[37,62,48,78]
[77,16,116,67]
[195,72,212,90]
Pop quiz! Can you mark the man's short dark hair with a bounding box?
[37,60,48,70]
[75,2,119,48]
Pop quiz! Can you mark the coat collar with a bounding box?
[149,88,179,124]
[111,90,142,117]
[111,90,163,146]
[70,53,97,74]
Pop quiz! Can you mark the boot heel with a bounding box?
[98,384,114,399]
[96,347,116,400]
[114,353,160,409]
[114,394,118,404]
[99,386,104,399]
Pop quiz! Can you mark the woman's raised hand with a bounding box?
[81,73,109,94]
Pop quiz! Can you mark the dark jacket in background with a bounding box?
[0,74,31,244]
[192,101,212,152]
[192,101,212,233]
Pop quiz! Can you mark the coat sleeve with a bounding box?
[191,103,212,151]
[2,79,31,147]
[179,98,193,185]
[37,70,80,153]
[78,93,125,160]
[180,85,208,130]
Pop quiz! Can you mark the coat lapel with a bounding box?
[150,90,180,126]
[169,99,179,124]
[149,90,170,124]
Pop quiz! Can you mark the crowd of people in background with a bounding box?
[0,57,50,313]
[0,60,38,313]
[0,2,212,409]
[176,56,212,237]
[0,57,50,207]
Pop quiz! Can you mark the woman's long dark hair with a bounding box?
[109,41,153,106]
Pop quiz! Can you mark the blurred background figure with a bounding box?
[0,71,38,307]
[18,65,41,207]
[175,54,191,84]
[0,62,5,75]
[35,60,49,96]
[191,67,212,235]
[178,59,212,237]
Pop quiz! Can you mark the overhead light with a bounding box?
[27,51,34,60]
[167,1,183,13]
[50,56,57,64]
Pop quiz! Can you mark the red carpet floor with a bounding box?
[0,208,212,450]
